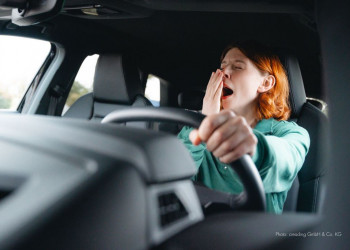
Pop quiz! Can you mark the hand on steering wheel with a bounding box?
[190,109,257,164]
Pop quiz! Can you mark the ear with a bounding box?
[257,75,275,93]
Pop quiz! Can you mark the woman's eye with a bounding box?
[234,66,242,70]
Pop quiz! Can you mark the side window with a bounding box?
[63,54,99,114]
[145,74,160,107]
[0,35,51,110]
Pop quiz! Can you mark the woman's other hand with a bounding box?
[202,69,223,115]
[189,110,258,163]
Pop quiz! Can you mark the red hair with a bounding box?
[221,41,291,121]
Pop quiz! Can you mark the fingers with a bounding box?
[193,110,258,164]
[202,69,224,115]
[189,129,202,145]
[218,137,257,163]
[212,119,256,158]
[214,81,223,100]
[198,110,235,142]
[206,116,242,152]
[206,69,223,94]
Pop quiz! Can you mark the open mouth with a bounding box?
[222,85,234,97]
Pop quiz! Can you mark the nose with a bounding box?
[221,66,231,79]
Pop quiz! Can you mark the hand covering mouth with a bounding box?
[222,84,234,97]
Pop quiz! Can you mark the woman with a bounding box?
[178,41,310,214]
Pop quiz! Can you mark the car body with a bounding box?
[0,0,349,249]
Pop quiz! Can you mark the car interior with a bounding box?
[0,0,349,249]
[63,54,154,129]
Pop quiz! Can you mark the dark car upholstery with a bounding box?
[280,53,328,213]
[63,54,153,128]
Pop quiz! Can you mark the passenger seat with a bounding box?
[63,54,153,128]
[159,90,204,134]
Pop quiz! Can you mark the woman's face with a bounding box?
[220,48,267,117]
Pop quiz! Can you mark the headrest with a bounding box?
[93,54,144,104]
[178,90,205,110]
[278,52,307,119]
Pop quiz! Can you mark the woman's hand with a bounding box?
[202,69,223,115]
[189,110,258,163]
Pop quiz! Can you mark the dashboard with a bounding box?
[0,114,203,249]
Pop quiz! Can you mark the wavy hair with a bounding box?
[221,41,291,121]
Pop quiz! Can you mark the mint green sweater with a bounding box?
[177,118,310,214]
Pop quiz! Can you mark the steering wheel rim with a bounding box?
[102,107,266,211]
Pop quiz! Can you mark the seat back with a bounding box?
[178,90,205,111]
[280,53,328,213]
[64,54,153,128]
[158,90,205,134]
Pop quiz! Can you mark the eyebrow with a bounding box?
[221,59,246,64]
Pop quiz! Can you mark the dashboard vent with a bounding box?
[158,192,188,227]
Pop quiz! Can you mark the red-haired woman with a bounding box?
[178,41,310,214]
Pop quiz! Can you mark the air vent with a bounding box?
[158,192,188,227]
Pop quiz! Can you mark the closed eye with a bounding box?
[221,64,243,70]
[233,64,244,70]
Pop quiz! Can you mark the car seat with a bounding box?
[63,54,153,128]
[280,53,328,213]
[158,90,205,134]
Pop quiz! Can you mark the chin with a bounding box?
[222,105,236,112]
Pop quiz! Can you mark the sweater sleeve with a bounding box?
[177,126,206,169]
[252,121,310,193]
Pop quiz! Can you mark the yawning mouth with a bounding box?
[222,85,234,97]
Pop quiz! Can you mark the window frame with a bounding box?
[0,35,54,113]
[17,44,56,113]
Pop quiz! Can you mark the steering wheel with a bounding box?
[102,107,266,212]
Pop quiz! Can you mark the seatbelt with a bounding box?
[47,85,65,116]
[21,84,35,113]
